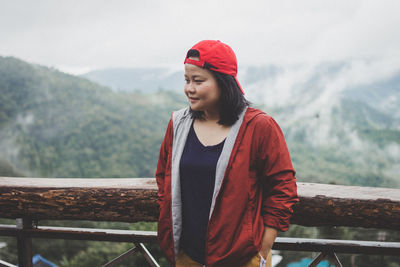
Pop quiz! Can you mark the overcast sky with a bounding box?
[0,0,399,75]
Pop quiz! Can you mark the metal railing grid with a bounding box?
[1,177,399,266]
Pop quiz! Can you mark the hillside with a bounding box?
[0,56,399,267]
[0,56,186,178]
[82,67,183,93]
[81,64,400,187]
[0,56,399,188]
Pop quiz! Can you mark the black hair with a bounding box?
[186,48,250,125]
[186,49,200,58]
[189,70,251,126]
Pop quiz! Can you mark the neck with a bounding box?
[203,109,220,122]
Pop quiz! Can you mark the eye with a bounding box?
[184,78,189,84]
[194,79,204,84]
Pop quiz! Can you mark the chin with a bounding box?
[189,104,202,111]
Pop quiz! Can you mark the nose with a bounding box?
[185,81,196,94]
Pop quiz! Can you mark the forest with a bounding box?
[0,56,399,266]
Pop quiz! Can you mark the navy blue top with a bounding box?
[179,121,225,264]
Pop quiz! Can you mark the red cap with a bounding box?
[184,40,244,94]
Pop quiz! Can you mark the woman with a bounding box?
[156,40,298,267]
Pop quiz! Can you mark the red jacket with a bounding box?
[156,107,298,266]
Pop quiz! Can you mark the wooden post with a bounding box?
[16,218,32,267]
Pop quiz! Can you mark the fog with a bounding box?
[0,0,399,74]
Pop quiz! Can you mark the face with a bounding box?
[184,59,221,115]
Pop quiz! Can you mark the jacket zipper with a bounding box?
[203,121,248,266]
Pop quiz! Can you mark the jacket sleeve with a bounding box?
[256,115,299,232]
[155,117,173,207]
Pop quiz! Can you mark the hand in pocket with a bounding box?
[258,252,267,267]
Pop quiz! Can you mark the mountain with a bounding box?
[3,56,400,267]
[81,63,400,121]
[0,56,399,188]
[0,56,186,178]
[247,62,400,186]
[81,68,183,93]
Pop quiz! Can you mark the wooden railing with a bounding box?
[0,177,400,266]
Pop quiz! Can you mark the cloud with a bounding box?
[0,0,399,74]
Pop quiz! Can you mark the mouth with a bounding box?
[188,97,199,102]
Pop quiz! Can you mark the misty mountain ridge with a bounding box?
[1,56,399,187]
[82,67,183,93]
[0,56,186,178]
[244,61,400,181]
[82,63,400,180]
[82,62,400,120]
